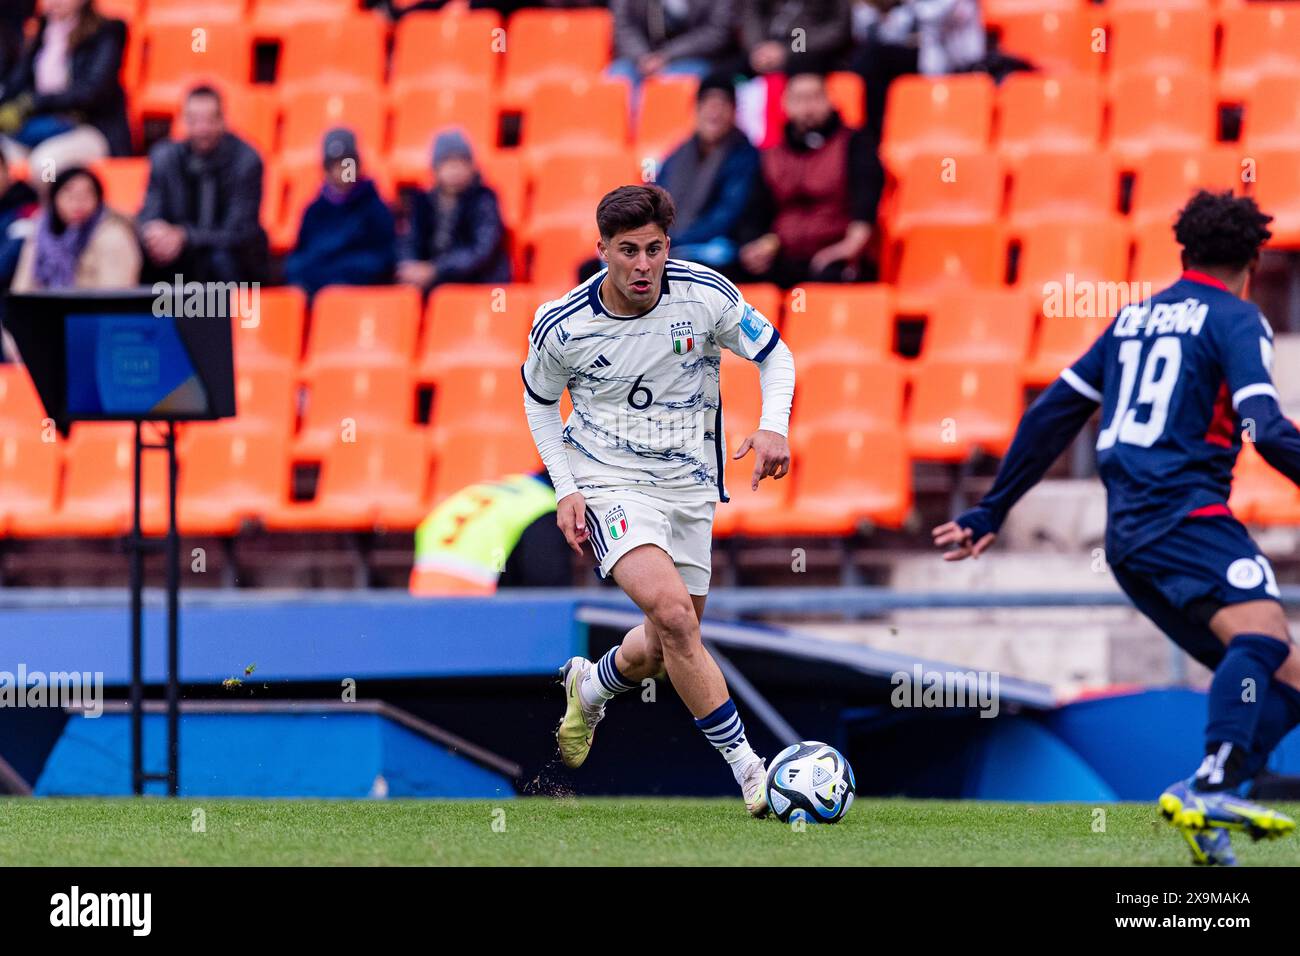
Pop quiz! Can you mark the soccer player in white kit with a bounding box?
[522,185,796,815]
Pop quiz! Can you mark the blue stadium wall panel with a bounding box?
[35,711,514,798]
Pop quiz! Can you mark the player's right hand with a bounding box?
[931,521,997,561]
[556,492,590,555]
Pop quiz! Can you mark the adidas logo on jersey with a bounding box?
[590,355,612,369]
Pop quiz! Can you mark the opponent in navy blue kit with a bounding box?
[933,192,1300,864]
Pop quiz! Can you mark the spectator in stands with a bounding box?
[285,128,397,298]
[737,68,883,286]
[741,0,854,75]
[0,1,36,79]
[0,151,38,290]
[138,85,269,285]
[609,0,738,86]
[396,129,510,293]
[0,0,131,177]
[656,73,759,274]
[10,165,139,292]
[852,0,985,143]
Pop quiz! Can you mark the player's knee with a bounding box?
[648,600,698,650]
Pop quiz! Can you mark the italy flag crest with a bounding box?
[606,506,628,540]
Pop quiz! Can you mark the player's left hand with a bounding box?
[734,429,790,491]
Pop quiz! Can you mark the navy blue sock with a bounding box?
[1199,633,1292,789]
[1241,682,1300,783]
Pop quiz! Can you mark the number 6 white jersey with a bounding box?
[520,259,781,503]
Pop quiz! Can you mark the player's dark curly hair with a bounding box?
[1174,190,1273,270]
[596,184,676,241]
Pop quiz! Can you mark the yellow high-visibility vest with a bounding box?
[410,473,557,595]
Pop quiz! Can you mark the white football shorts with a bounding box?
[582,490,716,596]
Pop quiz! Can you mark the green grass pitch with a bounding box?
[3,798,1299,866]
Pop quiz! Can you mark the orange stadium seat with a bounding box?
[263,164,322,252]
[889,153,1005,235]
[431,363,525,439]
[252,0,371,33]
[278,87,388,174]
[1106,10,1215,85]
[1242,77,1300,152]
[980,0,1078,29]
[522,78,631,169]
[295,367,418,458]
[792,357,907,435]
[893,224,1008,306]
[177,430,292,536]
[1248,150,1300,248]
[826,72,865,129]
[779,426,912,533]
[145,0,244,22]
[996,74,1104,165]
[906,361,1023,461]
[97,0,143,19]
[276,15,386,91]
[995,10,1104,76]
[780,285,895,364]
[388,85,497,184]
[391,10,504,92]
[302,286,422,375]
[0,366,48,436]
[1015,220,1132,292]
[1105,0,1211,9]
[417,285,534,385]
[636,75,698,166]
[274,428,431,531]
[0,434,60,536]
[526,223,597,287]
[1129,149,1245,229]
[136,23,252,117]
[1131,221,1185,289]
[183,366,298,448]
[474,152,527,230]
[1218,4,1300,100]
[1109,73,1216,162]
[92,158,150,216]
[880,75,995,173]
[921,290,1036,365]
[1230,440,1300,525]
[1025,315,1111,387]
[527,153,640,235]
[1006,152,1119,230]
[12,428,168,538]
[501,9,614,106]
[430,427,541,505]
[234,286,307,371]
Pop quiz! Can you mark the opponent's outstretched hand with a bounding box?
[931,521,997,561]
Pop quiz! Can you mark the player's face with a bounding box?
[600,224,669,310]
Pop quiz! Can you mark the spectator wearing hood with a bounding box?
[285,128,397,298]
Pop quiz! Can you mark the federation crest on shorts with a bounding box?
[669,320,695,355]
[605,506,628,540]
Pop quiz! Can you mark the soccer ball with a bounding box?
[765,741,855,824]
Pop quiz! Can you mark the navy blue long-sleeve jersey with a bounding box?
[959,271,1300,563]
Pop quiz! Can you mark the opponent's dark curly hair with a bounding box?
[1174,190,1273,270]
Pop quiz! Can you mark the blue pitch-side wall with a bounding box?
[5,592,1300,800]
[36,711,515,798]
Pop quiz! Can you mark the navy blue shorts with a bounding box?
[1110,515,1281,672]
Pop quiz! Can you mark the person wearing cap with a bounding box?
[395,128,509,293]
[654,73,759,274]
[285,127,396,298]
